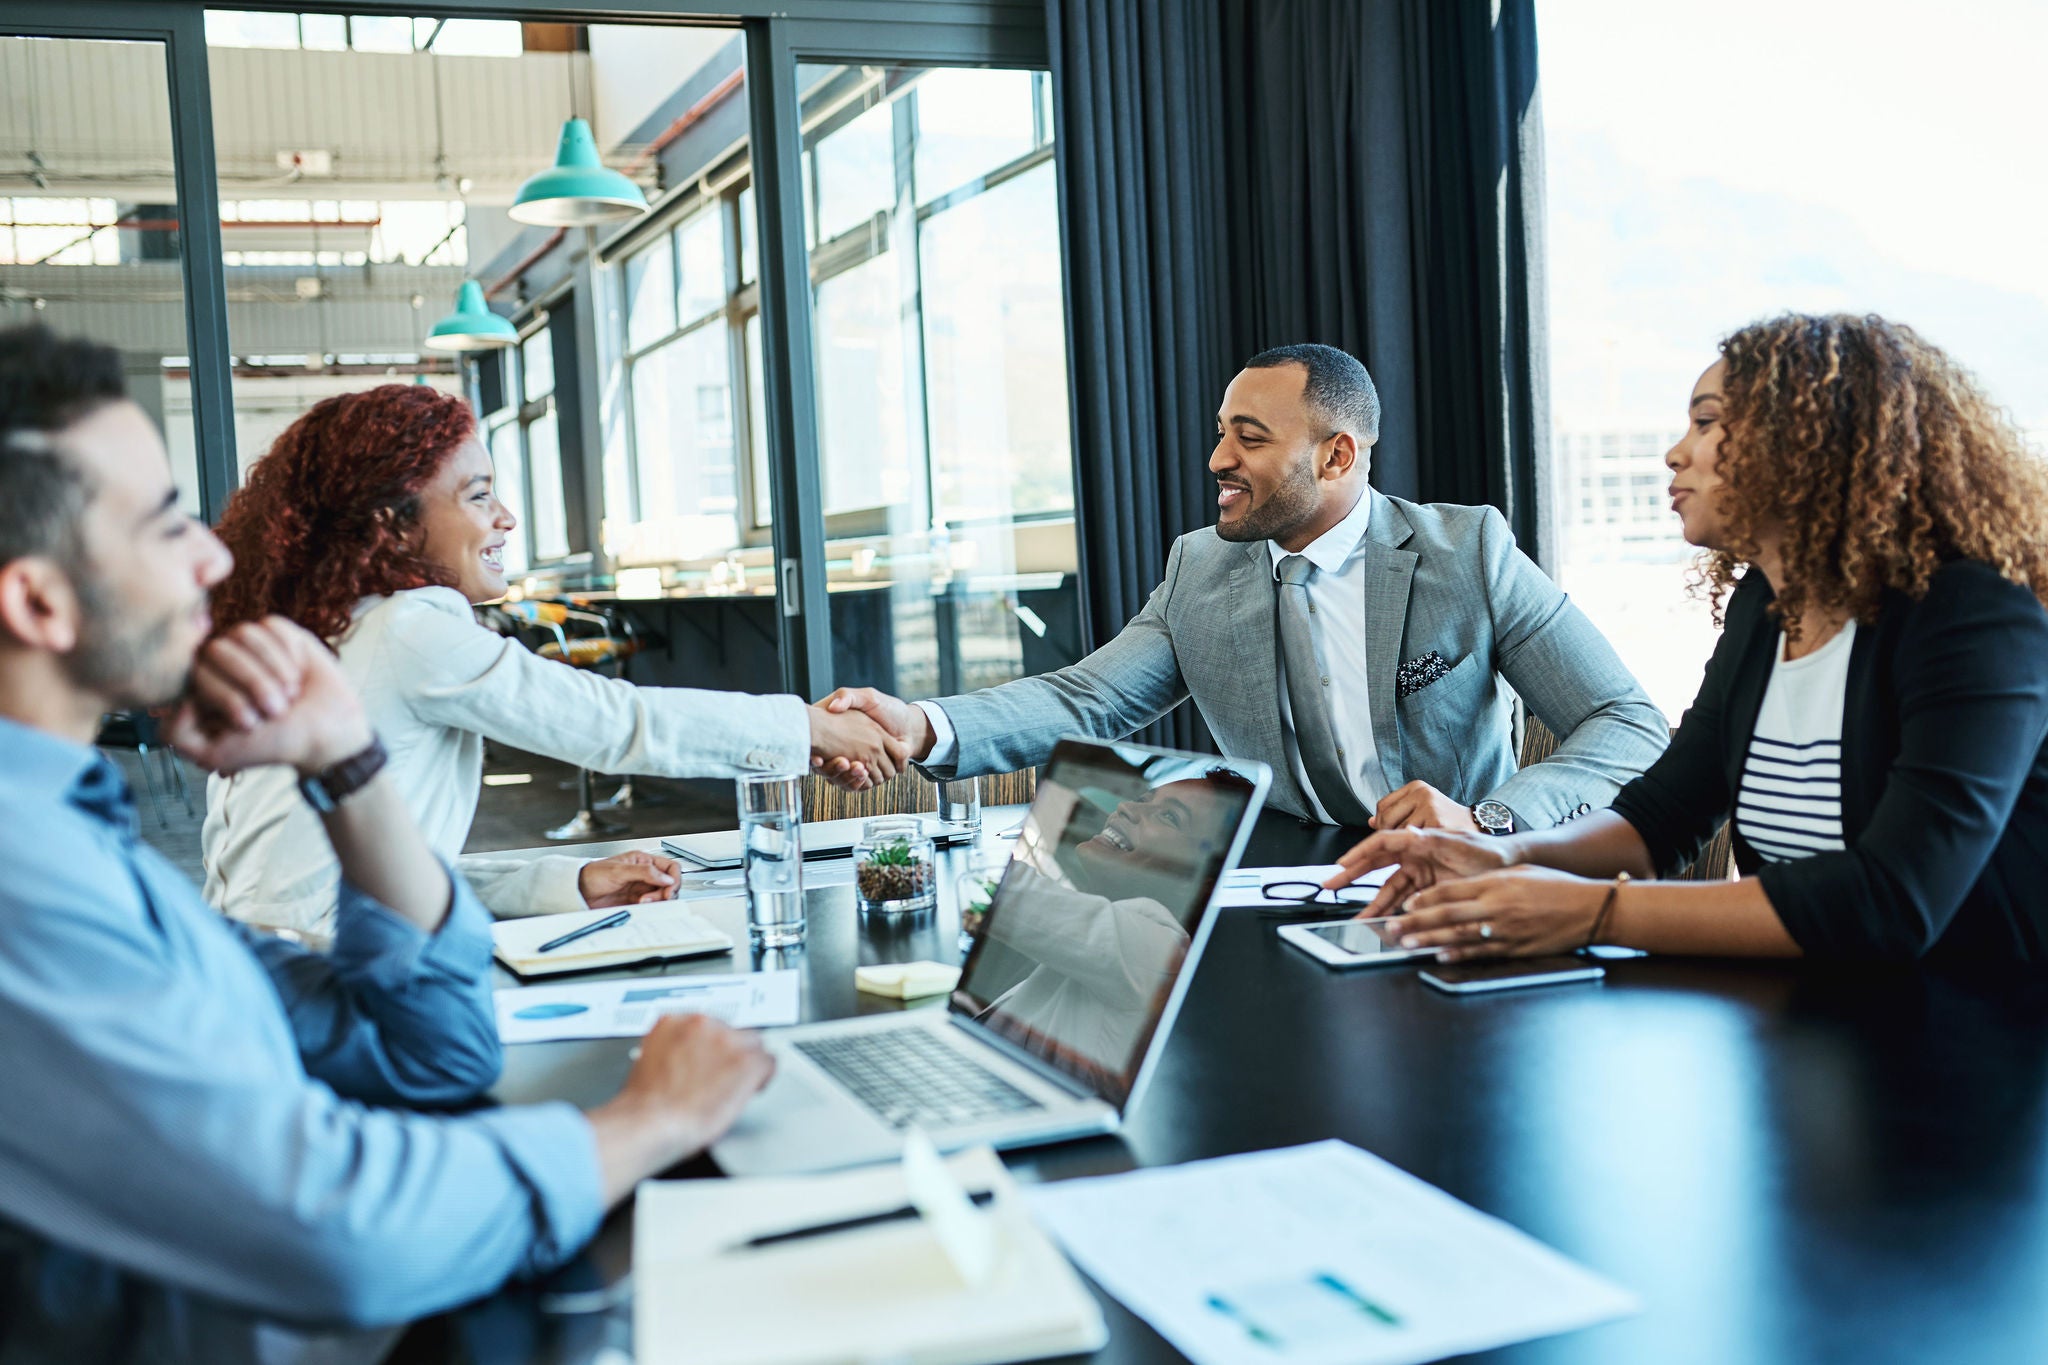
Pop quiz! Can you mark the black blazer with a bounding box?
[1610,560,2048,960]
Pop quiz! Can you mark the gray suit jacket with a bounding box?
[925,489,1669,827]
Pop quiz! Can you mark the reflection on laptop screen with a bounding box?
[952,743,1259,1106]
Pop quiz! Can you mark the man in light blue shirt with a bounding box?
[0,325,775,1361]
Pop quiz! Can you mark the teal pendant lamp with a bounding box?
[509,117,646,226]
[424,280,517,352]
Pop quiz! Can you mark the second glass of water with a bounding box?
[937,776,981,835]
[738,772,805,947]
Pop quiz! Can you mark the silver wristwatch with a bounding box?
[1472,800,1516,836]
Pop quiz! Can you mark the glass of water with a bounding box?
[737,772,805,946]
[936,776,981,835]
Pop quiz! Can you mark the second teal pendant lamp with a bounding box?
[424,280,517,352]
[509,117,646,226]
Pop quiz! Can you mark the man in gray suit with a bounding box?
[822,344,1666,833]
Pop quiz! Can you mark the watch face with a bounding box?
[1474,802,1513,834]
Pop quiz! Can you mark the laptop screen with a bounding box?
[952,742,1261,1107]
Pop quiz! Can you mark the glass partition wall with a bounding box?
[600,58,1081,699]
[3,2,1073,704]
[0,33,206,514]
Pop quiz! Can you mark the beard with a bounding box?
[1214,456,1323,544]
[62,568,192,709]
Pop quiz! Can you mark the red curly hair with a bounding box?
[211,384,476,642]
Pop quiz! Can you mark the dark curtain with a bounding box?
[1047,0,1550,752]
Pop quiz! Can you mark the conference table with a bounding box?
[390,807,2048,1365]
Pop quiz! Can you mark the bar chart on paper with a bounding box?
[1027,1140,1637,1365]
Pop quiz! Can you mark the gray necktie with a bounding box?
[1275,555,1375,827]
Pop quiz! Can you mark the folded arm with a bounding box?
[238,869,503,1106]
[0,864,601,1330]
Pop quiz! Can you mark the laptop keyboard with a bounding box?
[795,1030,1046,1130]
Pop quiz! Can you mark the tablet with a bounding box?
[1277,917,1432,969]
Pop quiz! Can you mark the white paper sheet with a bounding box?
[1214,863,1392,909]
[1027,1140,1637,1365]
[495,969,800,1044]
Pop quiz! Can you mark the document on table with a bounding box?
[495,969,800,1044]
[1027,1140,1637,1365]
[1215,864,1392,908]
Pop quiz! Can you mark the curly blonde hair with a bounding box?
[1699,312,2048,637]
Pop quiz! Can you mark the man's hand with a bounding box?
[1370,780,1480,833]
[808,697,915,791]
[165,617,372,776]
[586,1014,777,1203]
[580,851,683,907]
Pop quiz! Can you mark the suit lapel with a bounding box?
[1230,540,1308,816]
[1361,491,1418,794]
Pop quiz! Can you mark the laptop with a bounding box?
[711,737,1271,1176]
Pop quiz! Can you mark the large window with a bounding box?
[604,63,1081,699]
[1541,0,2048,721]
[795,64,1076,699]
[480,324,565,575]
[613,196,764,575]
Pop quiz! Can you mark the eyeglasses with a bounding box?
[1256,880,1379,918]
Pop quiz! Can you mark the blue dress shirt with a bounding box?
[0,716,604,1358]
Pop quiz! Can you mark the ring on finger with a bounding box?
[1477,921,1493,940]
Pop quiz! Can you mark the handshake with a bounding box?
[805,687,939,792]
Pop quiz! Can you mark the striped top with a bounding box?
[1734,621,1857,863]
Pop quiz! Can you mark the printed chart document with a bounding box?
[1028,1140,1636,1365]
[495,969,799,1044]
[1215,864,1392,909]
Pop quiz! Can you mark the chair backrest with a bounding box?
[801,770,935,824]
[1517,715,1734,881]
[1518,713,1561,769]
[800,767,1041,825]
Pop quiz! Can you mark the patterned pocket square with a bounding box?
[1396,651,1455,699]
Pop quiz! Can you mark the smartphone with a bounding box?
[1418,955,1605,994]
[1278,917,1432,969]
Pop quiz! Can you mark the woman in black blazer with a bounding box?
[1330,313,2048,961]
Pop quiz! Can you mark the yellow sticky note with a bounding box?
[854,961,963,1000]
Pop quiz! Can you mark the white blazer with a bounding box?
[202,587,810,939]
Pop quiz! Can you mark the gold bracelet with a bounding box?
[1585,871,1630,949]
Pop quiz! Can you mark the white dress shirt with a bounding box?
[922,493,1381,822]
[202,587,811,939]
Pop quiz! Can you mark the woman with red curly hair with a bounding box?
[1325,313,2048,962]
[200,383,905,940]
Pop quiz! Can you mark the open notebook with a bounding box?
[635,1143,1105,1365]
[491,902,733,978]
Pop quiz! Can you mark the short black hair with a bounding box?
[1244,343,1380,443]
[0,324,125,572]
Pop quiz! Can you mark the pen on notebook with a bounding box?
[537,909,633,954]
[740,1190,998,1250]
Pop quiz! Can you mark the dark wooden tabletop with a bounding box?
[391,810,2048,1365]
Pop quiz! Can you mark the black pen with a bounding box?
[741,1190,997,1250]
[537,908,633,954]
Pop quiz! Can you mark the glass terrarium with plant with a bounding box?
[853,817,937,914]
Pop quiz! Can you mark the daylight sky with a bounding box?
[1539,0,2048,433]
